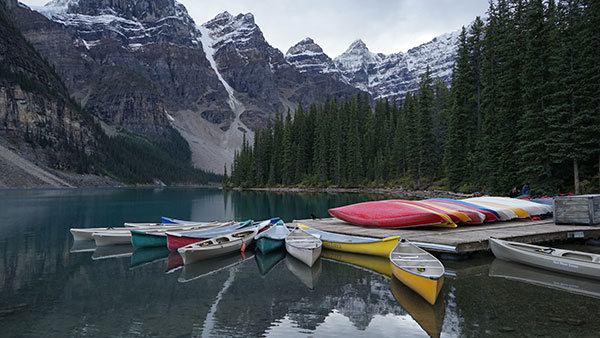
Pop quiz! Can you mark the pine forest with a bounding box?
[227,0,600,196]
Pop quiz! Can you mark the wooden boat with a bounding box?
[285,255,322,289]
[254,220,290,254]
[463,198,528,219]
[421,199,486,224]
[320,249,392,278]
[468,196,552,217]
[255,248,287,276]
[425,198,500,222]
[285,227,322,267]
[178,251,253,283]
[177,227,258,265]
[390,276,445,338]
[297,224,399,257]
[131,221,232,249]
[389,238,445,305]
[166,219,277,251]
[328,200,455,228]
[489,237,600,280]
[130,247,170,269]
[489,258,600,299]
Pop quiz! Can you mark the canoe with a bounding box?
[285,255,322,289]
[425,198,500,222]
[489,258,600,299]
[285,227,322,267]
[392,200,469,225]
[328,200,455,228]
[92,230,134,246]
[489,237,600,280]
[255,248,287,276]
[390,276,445,338]
[389,238,445,305]
[131,221,233,248]
[421,199,486,224]
[71,227,131,241]
[178,251,253,283]
[463,198,528,219]
[466,196,551,217]
[297,224,399,257]
[320,249,393,278]
[254,220,290,254]
[166,218,278,251]
[177,227,258,265]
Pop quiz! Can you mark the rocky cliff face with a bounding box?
[0,0,96,170]
[286,32,460,99]
[15,2,360,173]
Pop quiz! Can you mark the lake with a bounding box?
[1,187,599,338]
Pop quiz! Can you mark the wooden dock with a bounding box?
[293,218,600,254]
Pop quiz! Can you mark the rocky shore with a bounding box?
[229,186,478,199]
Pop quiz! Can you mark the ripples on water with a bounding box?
[0,188,599,338]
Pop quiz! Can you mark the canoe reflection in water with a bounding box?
[178,251,254,283]
[91,245,135,260]
[390,276,446,338]
[489,258,600,299]
[320,249,393,278]
[130,247,171,269]
[285,255,322,289]
[255,247,286,276]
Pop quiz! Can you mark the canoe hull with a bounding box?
[489,238,600,280]
[177,229,256,265]
[321,237,398,258]
[131,231,167,248]
[391,263,444,306]
[92,232,132,246]
[285,243,322,267]
[256,237,285,254]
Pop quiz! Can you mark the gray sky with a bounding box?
[21,0,488,57]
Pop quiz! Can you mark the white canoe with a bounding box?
[71,227,132,241]
[461,198,520,220]
[285,228,322,267]
[467,197,551,217]
[489,237,600,280]
[92,230,134,246]
[178,228,258,265]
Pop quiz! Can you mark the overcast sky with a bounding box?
[22,0,488,57]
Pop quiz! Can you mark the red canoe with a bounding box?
[328,200,455,228]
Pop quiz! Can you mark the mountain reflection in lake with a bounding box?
[1,188,599,337]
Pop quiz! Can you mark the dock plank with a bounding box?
[293,218,600,254]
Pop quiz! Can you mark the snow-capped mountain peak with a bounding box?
[285,37,339,74]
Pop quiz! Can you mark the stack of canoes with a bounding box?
[131,221,236,248]
[328,196,553,228]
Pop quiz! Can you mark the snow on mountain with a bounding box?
[285,37,340,75]
[34,0,200,50]
[287,31,460,99]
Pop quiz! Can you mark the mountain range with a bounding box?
[2,0,461,180]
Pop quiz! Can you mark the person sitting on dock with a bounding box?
[521,183,531,196]
[509,186,520,198]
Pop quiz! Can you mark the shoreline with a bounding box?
[226,186,478,199]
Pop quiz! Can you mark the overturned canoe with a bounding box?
[328,200,455,228]
[421,200,486,224]
[297,224,399,257]
[489,237,600,280]
[390,238,445,305]
[467,197,551,217]
[425,198,500,222]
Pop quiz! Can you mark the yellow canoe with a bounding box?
[321,249,393,278]
[390,238,445,305]
[297,224,399,257]
[390,276,445,338]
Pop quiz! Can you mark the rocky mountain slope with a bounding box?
[15,1,361,174]
[286,31,460,99]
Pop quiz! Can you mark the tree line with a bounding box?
[227,0,600,196]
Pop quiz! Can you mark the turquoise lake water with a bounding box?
[0,187,599,337]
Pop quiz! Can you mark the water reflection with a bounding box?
[2,188,600,338]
